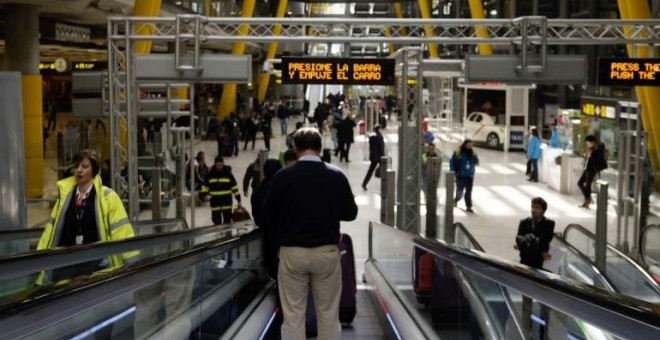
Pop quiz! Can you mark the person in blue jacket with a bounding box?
[548,122,560,148]
[527,127,542,182]
[450,139,479,213]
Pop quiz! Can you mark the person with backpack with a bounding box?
[450,139,479,213]
[577,135,607,208]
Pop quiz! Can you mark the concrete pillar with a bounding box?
[5,4,39,74]
[3,4,43,198]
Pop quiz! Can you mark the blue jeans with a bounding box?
[280,117,289,135]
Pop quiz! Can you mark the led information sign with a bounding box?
[280,57,395,85]
[598,58,660,86]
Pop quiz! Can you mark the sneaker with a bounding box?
[466,208,474,213]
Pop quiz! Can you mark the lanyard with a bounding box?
[74,185,93,244]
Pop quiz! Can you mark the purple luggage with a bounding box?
[339,233,357,324]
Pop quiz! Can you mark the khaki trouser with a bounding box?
[278,245,342,340]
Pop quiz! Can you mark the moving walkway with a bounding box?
[0,220,659,339]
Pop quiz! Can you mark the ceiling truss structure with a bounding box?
[109,16,660,46]
[108,14,660,231]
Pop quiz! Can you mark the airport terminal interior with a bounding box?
[2,0,660,339]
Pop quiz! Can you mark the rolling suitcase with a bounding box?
[413,248,434,305]
[339,233,357,324]
[430,258,470,325]
[305,234,356,334]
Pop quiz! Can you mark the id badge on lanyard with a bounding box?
[76,235,84,245]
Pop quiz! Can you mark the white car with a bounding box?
[463,112,505,149]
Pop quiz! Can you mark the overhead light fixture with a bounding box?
[490,10,498,16]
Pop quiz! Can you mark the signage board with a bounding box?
[280,57,395,85]
[598,58,660,86]
[465,55,588,84]
[580,96,618,120]
[510,131,524,145]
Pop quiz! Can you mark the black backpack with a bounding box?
[595,144,608,172]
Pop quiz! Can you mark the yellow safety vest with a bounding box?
[36,175,137,285]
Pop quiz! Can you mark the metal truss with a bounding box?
[394,47,424,234]
[109,16,660,45]
[107,14,660,231]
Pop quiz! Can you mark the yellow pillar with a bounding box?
[218,0,257,118]
[617,0,660,183]
[257,0,289,104]
[418,0,439,58]
[22,75,43,197]
[384,27,396,55]
[393,3,408,37]
[467,0,493,55]
[132,0,163,55]
[204,0,212,16]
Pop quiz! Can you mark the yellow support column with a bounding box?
[257,0,289,104]
[218,0,257,118]
[394,3,408,37]
[467,0,493,55]
[23,75,43,197]
[418,0,439,58]
[204,0,212,16]
[617,0,660,182]
[133,0,163,55]
[384,27,396,55]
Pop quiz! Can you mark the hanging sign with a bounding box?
[280,57,395,85]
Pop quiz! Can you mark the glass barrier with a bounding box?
[368,222,659,340]
[371,224,519,339]
[549,237,613,290]
[0,224,253,306]
[10,231,265,339]
[642,225,660,284]
[564,225,660,303]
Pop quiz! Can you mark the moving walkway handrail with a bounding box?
[641,224,660,267]
[551,229,617,292]
[0,218,188,242]
[0,228,44,242]
[0,228,262,338]
[0,220,253,281]
[564,223,660,292]
[454,222,525,340]
[370,221,660,339]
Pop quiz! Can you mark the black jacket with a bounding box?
[516,217,555,269]
[368,133,385,162]
[585,144,606,175]
[243,161,261,192]
[337,118,356,143]
[265,158,358,248]
[202,166,240,210]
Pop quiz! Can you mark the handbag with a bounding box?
[374,165,381,179]
[232,205,251,222]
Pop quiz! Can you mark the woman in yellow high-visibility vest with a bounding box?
[36,150,137,285]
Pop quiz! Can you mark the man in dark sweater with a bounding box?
[264,127,358,339]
